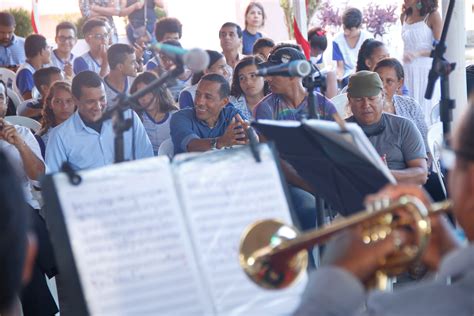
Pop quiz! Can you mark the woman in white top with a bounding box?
[130,71,178,155]
[229,55,269,119]
[401,0,442,126]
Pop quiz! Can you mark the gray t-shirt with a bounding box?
[347,113,426,170]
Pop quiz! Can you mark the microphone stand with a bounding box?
[302,68,326,120]
[301,68,328,266]
[97,63,185,163]
[424,0,456,144]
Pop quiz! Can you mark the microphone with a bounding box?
[256,60,312,77]
[148,43,210,72]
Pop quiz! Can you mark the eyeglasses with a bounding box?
[57,36,76,43]
[89,33,109,40]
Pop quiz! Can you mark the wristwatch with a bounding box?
[210,138,218,150]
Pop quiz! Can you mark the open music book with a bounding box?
[42,144,307,316]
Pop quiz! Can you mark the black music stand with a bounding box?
[253,120,392,217]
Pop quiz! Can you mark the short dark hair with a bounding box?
[308,27,328,51]
[220,22,242,38]
[107,43,135,69]
[374,58,405,81]
[24,34,47,59]
[244,2,266,28]
[55,21,77,37]
[252,37,275,55]
[0,12,15,27]
[154,17,182,42]
[342,8,363,29]
[231,55,270,98]
[82,18,107,36]
[33,66,62,92]
[71,71,103,99]
[199,73,230,99]
[0,152,29,311]
[356,38,386,72]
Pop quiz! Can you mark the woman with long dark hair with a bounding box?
[130,71,178,155]
[37,80,76,154]
[229,55,269,119]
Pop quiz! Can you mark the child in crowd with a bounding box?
[15,34,51,100]
[130,71,178,155]
[332,7,372,87]
[50,22,77,79]
[252,37,275,60]
[73,18,110,77]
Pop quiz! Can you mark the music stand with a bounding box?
[253,120,393,217]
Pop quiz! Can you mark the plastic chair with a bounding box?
[427,122,446,197]
[6,88,21,110]
[0,68,16,89]
[430,102,440,125]
[330,93,348,118]
[4,115,41,133]
[157,138,174,158]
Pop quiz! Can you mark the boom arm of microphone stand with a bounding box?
[97,65,185,124]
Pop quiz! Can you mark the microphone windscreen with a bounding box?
[184,48,210,72]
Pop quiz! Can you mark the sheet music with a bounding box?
[53,157,212,315]
[173,145,307,315]
[301,119,396,183]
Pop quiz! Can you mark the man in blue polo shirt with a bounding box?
[46,70,153,173]
[170,73,249,155]
[0,12,25,71]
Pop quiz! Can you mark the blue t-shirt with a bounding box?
[242,29,262,55]
[170,105,243,154]
[15,62,36,96]
[254,92,336,121]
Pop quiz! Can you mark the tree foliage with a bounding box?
[6,8,33,38]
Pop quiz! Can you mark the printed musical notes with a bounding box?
[54,157,211,315]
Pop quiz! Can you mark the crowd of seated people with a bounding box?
[0,1,471,314]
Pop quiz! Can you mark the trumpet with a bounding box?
[239,196,452,290]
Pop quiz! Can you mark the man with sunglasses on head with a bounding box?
[73,18,110,77]
[50,21,77,80]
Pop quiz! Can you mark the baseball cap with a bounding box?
[261,46,306,68]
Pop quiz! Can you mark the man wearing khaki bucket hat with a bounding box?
[345,70,428,185]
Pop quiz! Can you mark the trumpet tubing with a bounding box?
[239,196,452,290]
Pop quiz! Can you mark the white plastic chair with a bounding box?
[427,122,446,197]
[430,102,440,125]
[330,93,348,118]
[6,88,21,110]
[0,68,16,89]
[158,138,174,158]
[5,115,41,133]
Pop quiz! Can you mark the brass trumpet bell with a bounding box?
[239,219,307,289]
